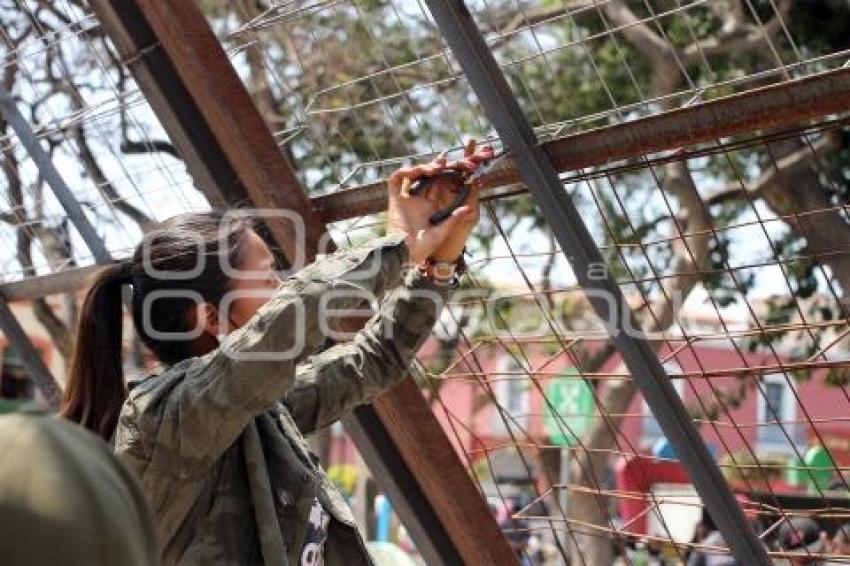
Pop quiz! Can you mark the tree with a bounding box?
[0,0,175,374]
[484,2,849,563]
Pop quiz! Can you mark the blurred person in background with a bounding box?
[820,522,850,565]
[687,509,737,566]
[772,517,827,566]
[0,402,157,565]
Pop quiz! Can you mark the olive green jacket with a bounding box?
[114,234,450,565]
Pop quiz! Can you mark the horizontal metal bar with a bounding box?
[0,265,101,301]
[313,66,850,222]
[6,68,849,301]
[311,175,523,223]
[545,66,850,171]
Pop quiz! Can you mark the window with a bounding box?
[641,362,684,448]
[756,374,798,452]
[492,357,530,434]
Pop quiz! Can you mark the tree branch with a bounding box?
[601,0,670,65]
[708,0,746,35]
[119,138,179,159]
[704,184,750,207]
[681,0,792,66]
[705,131,841,208]
[46,74,154,227]
[2,120,73,362]
[489,2,590,50]
[73,120,152,228]
[688,374,754,422]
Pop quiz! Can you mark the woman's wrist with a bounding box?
[428,241,467,262]
[416,252,467,287]
[428,250,464,262]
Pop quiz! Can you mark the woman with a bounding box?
[60,149,490,565]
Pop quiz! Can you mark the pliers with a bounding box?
[407,151,504,225]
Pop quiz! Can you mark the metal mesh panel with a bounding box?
[1,0,849,563]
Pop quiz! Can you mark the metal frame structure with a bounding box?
[0,89,111,264]
[86,1,513,564]
[5,61,848,301]
[2,0,850,563]
[0,296,60,406]
[0,85,117,407]
[421,0,772,563]
[312,65,850,222]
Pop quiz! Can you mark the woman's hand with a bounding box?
[429,142,493,261]
[386,146,488,265]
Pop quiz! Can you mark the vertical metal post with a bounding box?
[423,1,771,564]
[0,294,61,407]
[0,88,111,264]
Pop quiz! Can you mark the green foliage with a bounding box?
[204,0,850,377]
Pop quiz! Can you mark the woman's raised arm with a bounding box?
[119,234,411,476]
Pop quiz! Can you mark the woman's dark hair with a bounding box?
[60,211,254,440]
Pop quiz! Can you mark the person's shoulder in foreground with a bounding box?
[0,401,158,566]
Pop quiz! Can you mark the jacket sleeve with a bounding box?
[124,234,410,475]
[283,269,451,435]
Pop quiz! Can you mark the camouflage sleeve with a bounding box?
[283,269,451,435]
[300,240,406,301]
[138,234,410,471]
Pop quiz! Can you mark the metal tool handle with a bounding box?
[408,169,465,196]
[407,169,470,225]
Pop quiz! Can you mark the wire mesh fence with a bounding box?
[0,0,199,283]
[1,0,850,564]
[215,1,850,563]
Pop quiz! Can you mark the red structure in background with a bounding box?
[325,331,850,535]
[616,456,690,535]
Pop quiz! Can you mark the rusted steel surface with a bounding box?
[90,1,515,563]
[93,0,326,262]
[546,66,850,172]
[8,68,850,301]
[313,154,522,222]
[1,265,101,301]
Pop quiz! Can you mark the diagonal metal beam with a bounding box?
[423,1,771,564]
[0,87,115,403]
[0,88,111,264]
[89,1,514,563]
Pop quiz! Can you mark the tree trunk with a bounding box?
[568,192,711,563]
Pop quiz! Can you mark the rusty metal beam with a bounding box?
[89,0,324,259]
[545,66,850,170]
[0,266,101,302]
[313,65,850,222]
[89,1,513,564]
[4,119,847,303]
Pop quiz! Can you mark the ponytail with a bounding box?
[61,263,130,440]
[60,212,253,440]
